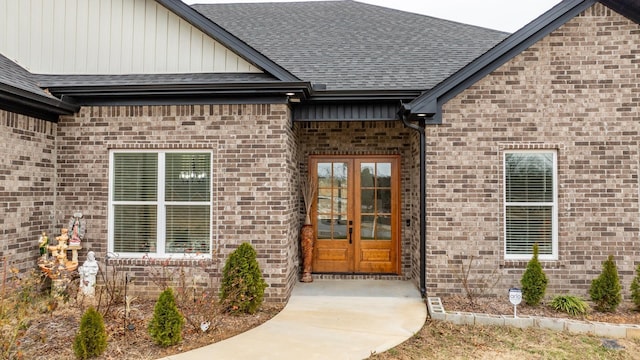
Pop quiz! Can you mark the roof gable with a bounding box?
[0,0,296,81]
[403,0,640,121]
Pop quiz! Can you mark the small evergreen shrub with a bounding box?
[520,244,548,306]
[589,255,622,312]
[631,263,640,310]
[220,242,268,314]
[550,295,589,316]
[73,307,108,359]
[148,288,185,347]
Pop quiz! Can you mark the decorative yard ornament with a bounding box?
[79,251,99,297]
[38,226,81,297]
[509,287,522,318]
[300,172,318,283]
[38,231,49,260]
[200,321,211,332]
[68,212,86,247]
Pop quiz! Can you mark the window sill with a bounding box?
[105,252,212,266]
[500,260,565,270]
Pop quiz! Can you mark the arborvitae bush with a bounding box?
[520,243,548,306]
[73,307,107,359]
[589,255,622,312]
[220,242,267,314]
[630,263,640,310]
[148,288,184,347]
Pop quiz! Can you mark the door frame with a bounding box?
[309,154,401,274]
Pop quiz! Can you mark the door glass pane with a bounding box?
[376,215,392,240]
[360,161,394,241]
[376,163,391,187]
[316,161,349,240]
[333,163,348,186]
[332,188,347,214]
[361,163,375,187]
[334,217,348,239]
[361,189,375,213]
[317,163,332,186]
[360,215,392,241]
[377,189,392,213]
[317,217,332,239]
[361,215,375,240]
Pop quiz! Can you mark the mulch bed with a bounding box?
[15,300,282,360]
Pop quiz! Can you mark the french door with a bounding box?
[310,155,401,274]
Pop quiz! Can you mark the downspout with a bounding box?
[400,110,427,298]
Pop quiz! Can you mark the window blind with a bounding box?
[505,152,555,256]
[111,151,212,256]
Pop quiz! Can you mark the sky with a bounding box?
[185,0,564,33]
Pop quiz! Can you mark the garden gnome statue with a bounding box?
[38,231,49,260]
[79,251,99,296]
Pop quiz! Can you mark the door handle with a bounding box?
[348,221,353,244]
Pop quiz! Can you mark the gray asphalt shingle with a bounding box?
[35,73,280,87]
[0,54,56,99]
[192,0,509,91]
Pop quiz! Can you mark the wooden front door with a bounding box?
[310,155,400,274]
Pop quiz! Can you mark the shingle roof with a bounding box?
[0,54,56,99]
[0,54,79,120]
[193,0,509,91]
[35,73,280,87]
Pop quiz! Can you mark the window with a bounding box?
[504,151,557,260]
[109,151,212,257]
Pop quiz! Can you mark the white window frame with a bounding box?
[108,149,213,259]
[503,150,558,261]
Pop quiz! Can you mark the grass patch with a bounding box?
[369,319,640,359]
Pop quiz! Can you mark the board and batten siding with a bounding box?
[0,0,262,74]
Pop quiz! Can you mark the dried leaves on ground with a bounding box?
[13,299,281,360]
[370,295,640,360]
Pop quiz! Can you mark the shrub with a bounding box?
[520,244,548,306]
[148,288,184,347]
[589,255,622,312]
[73,307,108,359]
[550,295,589,316]
[219,242,268,314]
[631,263,640,310]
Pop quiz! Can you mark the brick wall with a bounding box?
[296,121,416,279]
[427,3,640,298]
[0,110,56,270]
[55,104,298,302]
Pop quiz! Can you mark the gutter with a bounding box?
[0,84,79,121]
[399,105,427,298]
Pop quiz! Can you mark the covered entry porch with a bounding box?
[294,119,420,284]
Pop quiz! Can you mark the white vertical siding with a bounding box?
[0,0,262,74]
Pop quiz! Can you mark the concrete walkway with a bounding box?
[161,279,427,360]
